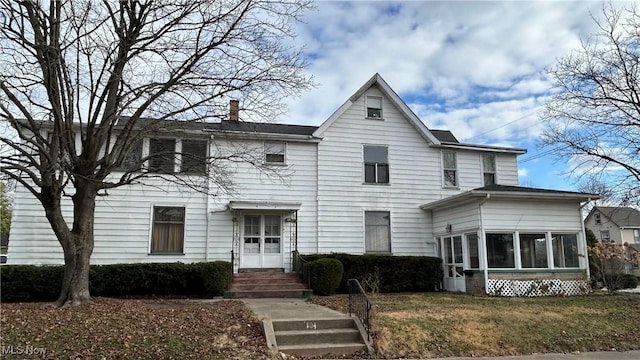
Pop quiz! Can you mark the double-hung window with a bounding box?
[149,138,176,173]
[482,154,496,186]
[595,214,601,224]
[265,142,286,164]
[116,140,143,172]
[442,151,458,187]
[365,211,391,253]
[364,145,389,184]
[181,140,207,175]
[151,206,185,254]
[366,96,382,119]
[600,230,610,241]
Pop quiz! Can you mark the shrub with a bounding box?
[302,253,442,293]
[1,261,230,302]
[307,258,344,295]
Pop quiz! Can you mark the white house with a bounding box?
[7,74,598,296]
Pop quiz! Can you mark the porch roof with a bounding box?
[420,185,599,211]
[228,201,301,211]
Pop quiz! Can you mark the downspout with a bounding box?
[580,199,593,280]
[479,193,491,294]
[315,141,320,254]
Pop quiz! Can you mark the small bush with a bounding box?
[307,258,344,295]
[620,274,639,289]
[302,253,443,293]
[1,261,230,302]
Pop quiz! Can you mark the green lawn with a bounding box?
[311,293,640,358]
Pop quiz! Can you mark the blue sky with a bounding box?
[280,0,616,191]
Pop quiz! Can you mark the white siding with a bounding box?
[432,203,480,237]
[483,199,583,232]
[496,153,519,186]
[8,179,208,265]
[317,86,442,256]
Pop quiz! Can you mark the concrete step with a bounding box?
[275,328,362,346]
[272,318,355,331]
[225,289,309,299]
[232,275,303,284]
[276,343,367,356]
[230,283,307,291]
[238,268,284,273]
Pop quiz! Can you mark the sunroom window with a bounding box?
[552,234,579,268]
[519,233,548,268]
[486,233,515,268]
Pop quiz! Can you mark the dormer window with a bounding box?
[366,96,382,119]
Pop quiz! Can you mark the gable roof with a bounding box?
[421,184,599,211]
[589,206,640,228]
[312,73,441,144]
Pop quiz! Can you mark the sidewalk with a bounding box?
[241,298,348,320]
[432,351,640,360]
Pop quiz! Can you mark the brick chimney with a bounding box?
[229,100,239,121]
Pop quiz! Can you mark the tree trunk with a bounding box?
[45,180,97,307]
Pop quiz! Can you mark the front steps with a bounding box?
[269,318,369,356]
[225,268,310,298]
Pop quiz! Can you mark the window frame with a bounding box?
[600,230,610,241]
[634,229,640,242]
[466,233,480,269]
[486,233,516,268]
[264,141,286,165]
[594,214,601,225]
[442,150,458,188]
[364,210,391,254]
[148,138,177,174]
[363,145,389,184]
[482,153,497,186]
[365,95,383,119]
[551,233,580,268]
[519,233,549,269]
[180,139,208,175]
[149,205,186,255]
[115,140,143,172]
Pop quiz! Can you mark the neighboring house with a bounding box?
[7,74,598,296]
[585,206,640,276]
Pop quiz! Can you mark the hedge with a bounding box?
[0,261,230,302]
[307,258,344,295]
[302,253,443,293]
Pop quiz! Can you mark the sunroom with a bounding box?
[421,185,598,297]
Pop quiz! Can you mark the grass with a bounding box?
[0,298,274,359]
[1,294,639,359]
[311,293,640,358]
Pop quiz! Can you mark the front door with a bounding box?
[442,235,466,292]
[241,214,283,268]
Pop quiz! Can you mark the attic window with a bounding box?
[366,96,382,119]
[265,142,286,164]
[594,214,601,225]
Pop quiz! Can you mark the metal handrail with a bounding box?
[228,249,234,290]
[291,250,311,288]
[348,278,373,341]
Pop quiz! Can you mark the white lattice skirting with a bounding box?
[487,279,590,297]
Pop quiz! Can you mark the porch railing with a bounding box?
[228,249,234,290]
[348,278,373,342]
[291,250,310,288]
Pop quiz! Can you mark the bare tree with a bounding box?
[0,0,312,306]
[541,3,640,207]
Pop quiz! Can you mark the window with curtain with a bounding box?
[442,151,457,187]
[151,206,185,254]
[365,211,391,253]
[482,153,496,186]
